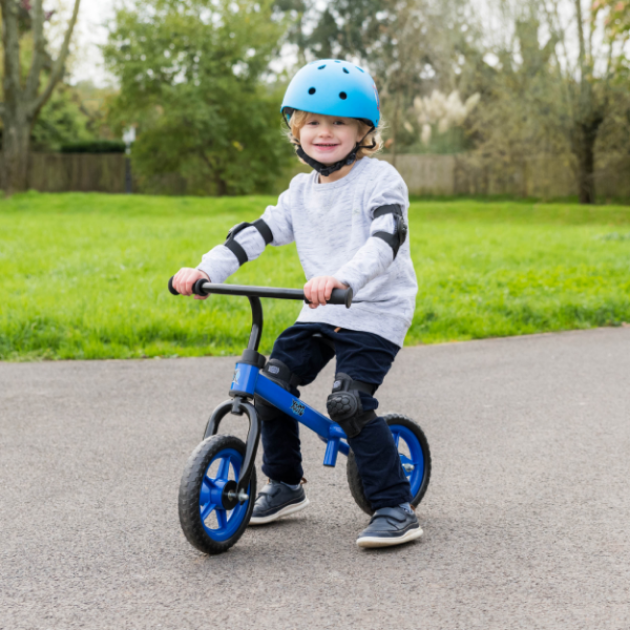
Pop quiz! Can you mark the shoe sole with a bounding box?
[248,498,310,526]
[356,525,423,548]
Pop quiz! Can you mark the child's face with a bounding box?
[298,113,362,165]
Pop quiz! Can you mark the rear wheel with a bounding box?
[347,414,431,515]
[178,435,256,554]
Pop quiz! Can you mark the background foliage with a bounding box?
[285,0,630,202]
[0,6,117,152]
[2,0,630,200]
[103,0,293,195]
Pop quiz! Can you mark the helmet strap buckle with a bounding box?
[293,125,375,178]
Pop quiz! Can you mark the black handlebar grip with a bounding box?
[192,279,209,296]
[328,287,353,309]
[168,277,179,295]
[168,276,209,296]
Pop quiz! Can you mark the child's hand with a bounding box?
[304,276,348,309]
[172,268,210,300]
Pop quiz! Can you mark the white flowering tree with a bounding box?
[411,89,480,148]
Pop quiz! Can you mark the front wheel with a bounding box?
[178,435,256,554]
[347,414,431,515]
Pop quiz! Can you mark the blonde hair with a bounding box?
[286,110,383,160]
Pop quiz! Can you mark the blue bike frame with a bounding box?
[204,365,349,496]
[242,363,348,461]
[243,366,349,464]
[179,280,356,498]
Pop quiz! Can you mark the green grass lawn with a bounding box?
[1,191,630,360]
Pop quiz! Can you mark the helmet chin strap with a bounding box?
[293,127,376,177]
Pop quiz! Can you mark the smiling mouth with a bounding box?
[314,143,339,148]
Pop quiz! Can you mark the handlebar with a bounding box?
[168,277,353,309]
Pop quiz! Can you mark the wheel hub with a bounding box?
[220,480,238,510]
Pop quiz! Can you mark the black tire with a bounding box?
[178,434,256,554]
[347,414,431,515]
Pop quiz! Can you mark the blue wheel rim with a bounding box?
[390,424,425,497]
[198,447,250,542]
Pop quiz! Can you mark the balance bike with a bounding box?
[168,278,431,554]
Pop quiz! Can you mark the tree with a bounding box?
[456,13,571,192]
[272,0,312,65]
[30,81,113,151]
[0,0,81,194]
[104,0,292,196]
[412,89,480,151]
[462,0,630,203]
[537,0,630,202]
[594,0,630,36]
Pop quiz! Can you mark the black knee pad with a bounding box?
[255,359,301,422]
[263,358,301,390]
[326,373,377,438]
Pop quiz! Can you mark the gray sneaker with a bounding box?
[249,480,310,525]
[356,505,423,548]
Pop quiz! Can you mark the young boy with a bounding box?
[172,59,420,548]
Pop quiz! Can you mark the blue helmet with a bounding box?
[281,59,380,128]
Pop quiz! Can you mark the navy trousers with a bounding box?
[259,322,412,510]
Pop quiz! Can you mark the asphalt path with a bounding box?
[1,328,629,629]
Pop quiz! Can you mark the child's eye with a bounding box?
[333,120,345,125]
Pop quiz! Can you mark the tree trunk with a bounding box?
[573,120,601,205]
[215,172,228,196]
[1,109,32,194]
[0,0,81,196]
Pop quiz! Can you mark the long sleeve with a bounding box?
[331,181,408,295]
[197,188,295,283]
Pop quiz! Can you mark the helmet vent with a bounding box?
[355,66,365,73]
[342,67,349,74]
[308,87,316,95]
[334,60,341,63]
[339,92,347,100]
[318,65,326,69]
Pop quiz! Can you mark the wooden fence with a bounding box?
[15,151,630,200]
[378,153,630,200]
[26,153,128,193]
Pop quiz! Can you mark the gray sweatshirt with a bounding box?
[197,157,418,347]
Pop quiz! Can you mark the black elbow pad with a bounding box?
[224,219,274,266]
[372,204,408,259]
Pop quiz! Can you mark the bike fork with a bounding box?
[204,397,261,499]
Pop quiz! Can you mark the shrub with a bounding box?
[60,141,127,154]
